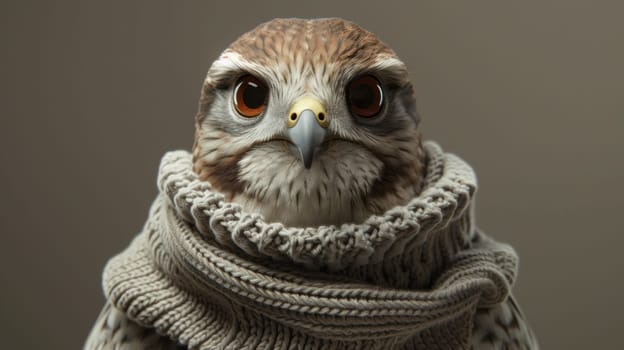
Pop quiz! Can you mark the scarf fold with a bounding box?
[102,141,518,349]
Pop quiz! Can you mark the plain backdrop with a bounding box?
[1,1,622,349]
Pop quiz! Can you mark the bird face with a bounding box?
[193,18,425,227]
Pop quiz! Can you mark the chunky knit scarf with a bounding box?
[101,141,518,350]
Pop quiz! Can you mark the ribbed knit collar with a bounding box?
[159,141,476,288]
[102,141,518,349]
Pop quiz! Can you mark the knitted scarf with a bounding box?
[101,141,518,350]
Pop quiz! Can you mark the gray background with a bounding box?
[1,1,622,349]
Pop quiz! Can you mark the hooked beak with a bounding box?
[286,97,329,169]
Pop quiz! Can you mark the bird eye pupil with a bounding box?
[242,82,267,109]
[349,83,375,109]
[347,75,383,118]
[234,75,268,118]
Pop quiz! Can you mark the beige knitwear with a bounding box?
[85,141,536,349]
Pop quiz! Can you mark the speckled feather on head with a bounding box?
[86,18,538,350]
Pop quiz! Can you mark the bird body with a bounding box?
[86,18,538,350]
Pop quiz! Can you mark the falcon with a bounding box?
[85,18,538,350]
[192,18,425,227]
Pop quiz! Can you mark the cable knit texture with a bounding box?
[94,141,519,349]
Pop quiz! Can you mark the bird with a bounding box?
[85,18,537,350]
[192,18,426,228]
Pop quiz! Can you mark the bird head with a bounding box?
[193,18,425,227]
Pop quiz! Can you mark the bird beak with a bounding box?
[286,96,329,169]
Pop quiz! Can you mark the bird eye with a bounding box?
[233,75,268,118]
[347,75,384,118]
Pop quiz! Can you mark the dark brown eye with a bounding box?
[347,75,384,118]
[233,75,268,118]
